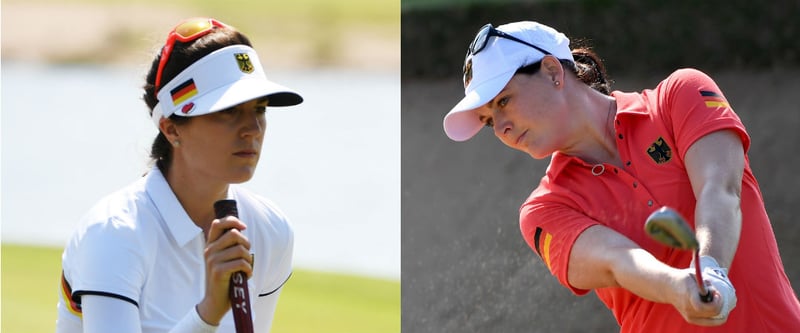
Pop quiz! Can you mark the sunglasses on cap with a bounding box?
[468,23,553,56]
[155,17,230,92]
[463,23,554,87]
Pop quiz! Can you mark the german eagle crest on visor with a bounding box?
[235,53,254,73]
[463,58,473,88]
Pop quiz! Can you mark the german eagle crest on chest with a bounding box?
[647,136,672,164]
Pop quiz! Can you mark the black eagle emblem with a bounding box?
[647,137,672,164]
[235,53,254,73]
[463,58,473,88]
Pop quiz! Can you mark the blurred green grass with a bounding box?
[0,244,399,333]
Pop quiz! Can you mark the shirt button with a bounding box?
[626,161,632,166]
[633,182,638,188]
[647,200,653,206]
[591,164,605,176]
[618,134,624,139]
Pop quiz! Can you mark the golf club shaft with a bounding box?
[695,251,713,302]
[645,207,713,303]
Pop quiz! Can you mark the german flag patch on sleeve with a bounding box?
[699,90,729,108]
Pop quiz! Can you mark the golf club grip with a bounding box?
[700,290,714,302]
[694,252,714,303]
[214,200,254,333]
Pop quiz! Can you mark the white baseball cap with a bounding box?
[443,21,573,141]
[152,44,302,127]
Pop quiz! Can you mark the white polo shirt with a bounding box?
[57,165,293,333]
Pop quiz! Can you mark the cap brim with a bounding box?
[152,45,304,126]
[170,76,302,118]
[206,76,303,112]
[443,69,515,141]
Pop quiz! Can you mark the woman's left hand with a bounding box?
[197,216,253,325]
[669,268,728,326]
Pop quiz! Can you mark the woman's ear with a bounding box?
[158,118,180,143]
[541,55,565,86]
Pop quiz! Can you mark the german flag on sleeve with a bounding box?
[533,227,554,271]
[700,90,730,108]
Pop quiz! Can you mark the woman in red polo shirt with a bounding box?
[444,20,800,332]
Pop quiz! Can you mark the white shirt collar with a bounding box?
[144,165,203,247]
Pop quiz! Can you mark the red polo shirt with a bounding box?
[519,68,800,332]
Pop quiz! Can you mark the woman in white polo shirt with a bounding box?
[57,17,302,333]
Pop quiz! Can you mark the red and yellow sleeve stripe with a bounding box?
[700,90,730,108]
[60,271,83,318]
[533,227,554,270]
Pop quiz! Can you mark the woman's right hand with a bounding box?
[196,216,252,326]
[668,268,727,326]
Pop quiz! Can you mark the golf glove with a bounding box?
[692,255,737,319]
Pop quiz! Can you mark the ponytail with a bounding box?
[515,47,612,95]
[561,47,612,95]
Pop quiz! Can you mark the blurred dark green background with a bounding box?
[402,0,800,79]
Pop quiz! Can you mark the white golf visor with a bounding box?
[151,44,302,127]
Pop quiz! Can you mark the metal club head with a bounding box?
[644,207,699,250]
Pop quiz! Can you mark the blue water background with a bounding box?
[1,62,400,280]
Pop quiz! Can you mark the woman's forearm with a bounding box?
[694,186,742,268]
[609,248,686,305]
[684,130,745,269]
[569,225,685,305]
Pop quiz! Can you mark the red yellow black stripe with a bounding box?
[699,90,729,108]
[533,227,553,270]
[61,271,82,317]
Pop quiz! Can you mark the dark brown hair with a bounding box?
[142,27,253,173]
[515,47,612,95]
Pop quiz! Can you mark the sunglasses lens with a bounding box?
[174,19,214,39]
[470,25,491,55]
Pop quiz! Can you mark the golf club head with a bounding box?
[644,207,699,250]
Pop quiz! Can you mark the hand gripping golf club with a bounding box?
[214,200,254,333]
[644,207,713,303]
